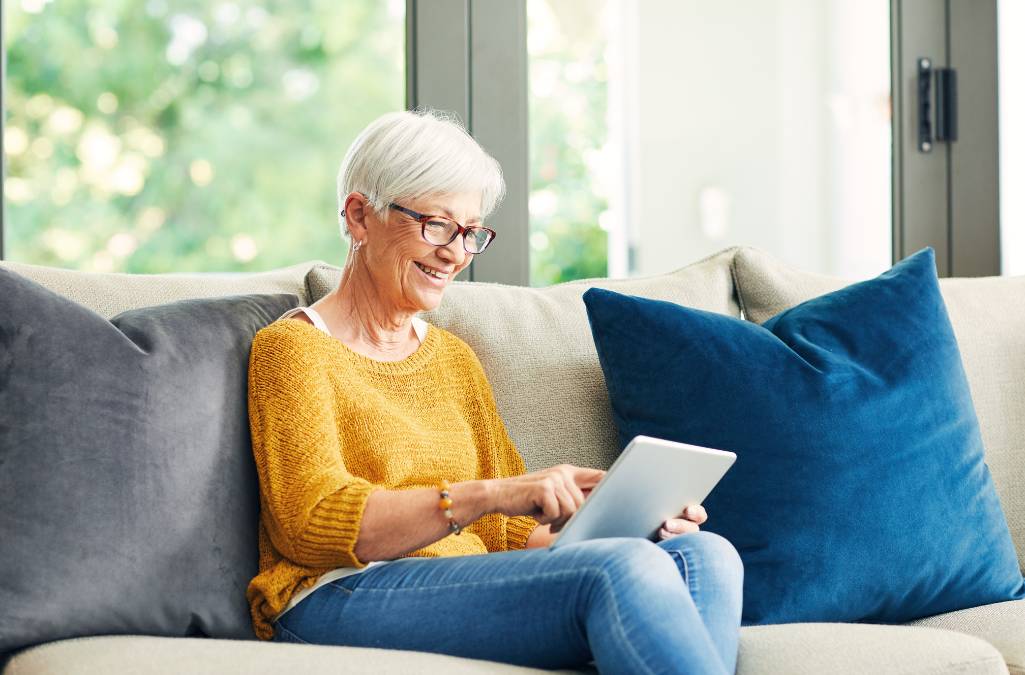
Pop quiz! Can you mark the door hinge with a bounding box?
[918,57,958,153]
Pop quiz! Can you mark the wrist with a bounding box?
[452,479,495,523]
[525,522,552,549]
[437,480,462,535]
[474,479,499,517]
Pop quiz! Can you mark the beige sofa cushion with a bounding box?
[1,636,587,675]
[4,624,1007,675]
[910,600,1025,675]
[731,247,1025,566]
[738,623,1008,675]
[0,260,315,319]
[306,248,740,472]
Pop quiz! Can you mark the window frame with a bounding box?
[405,0,529,285]
[1,1,1002,278]
[893,0,1001,277]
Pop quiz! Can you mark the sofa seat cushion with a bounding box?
[3,625,1008,675]
[0,259,315,318]
[910,600,1025,675]
[732,246,1025,565]
[738,623,1008,675]
[306,248,739,472]
[1,636,590,675]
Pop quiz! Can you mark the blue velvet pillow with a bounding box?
[583,248,1024,625]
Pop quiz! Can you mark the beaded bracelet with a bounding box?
[438,479,462,535]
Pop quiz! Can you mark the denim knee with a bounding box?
[577,537,684,590]
[668,531,744,583]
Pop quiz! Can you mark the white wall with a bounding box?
[610,0,891,278]
[1000,0,1024,275]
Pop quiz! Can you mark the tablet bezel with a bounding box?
[549,435,736,549]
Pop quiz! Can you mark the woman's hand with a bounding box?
[658,504,707,540]
[489,464,606,533]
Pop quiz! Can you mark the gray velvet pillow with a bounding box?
[0,267,298,656]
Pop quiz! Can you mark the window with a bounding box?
[528,0,892,283]
[4,0,405,272]
[527,0,610,286]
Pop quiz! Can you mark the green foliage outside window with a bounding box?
[6,0,610,285]
[528,0,609,286]
[4,0,404,273]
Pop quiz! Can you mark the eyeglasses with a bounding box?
[388,203,497,254]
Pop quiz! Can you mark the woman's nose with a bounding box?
[438,236,467,265]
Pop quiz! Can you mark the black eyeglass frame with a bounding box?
[388,203,497,254]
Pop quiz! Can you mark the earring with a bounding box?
[352,240,364,252]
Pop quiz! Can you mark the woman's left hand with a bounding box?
[658,504,707,540]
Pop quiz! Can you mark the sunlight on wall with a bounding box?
[529,0,893,284]
[1000,0,1024,275]
[609,0,892,279]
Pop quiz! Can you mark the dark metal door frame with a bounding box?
[892,0,1000,276]
[406,0,529,286]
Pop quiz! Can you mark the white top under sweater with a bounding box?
[270,306,428,621]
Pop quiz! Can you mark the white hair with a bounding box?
[336,109,506,239]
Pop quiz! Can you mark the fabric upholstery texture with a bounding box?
[3,250,1023,674]
[305,248,740,472]
[0,267,299,655]
[0,259,313,319]
[910,600,1025,675]
[732,246,1025,566]
[583,249,1025,625]
[3,626,1007,675]
[1,636,588,675]
[737,624,1008,675]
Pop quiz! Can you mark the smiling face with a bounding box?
[351,191,482,314]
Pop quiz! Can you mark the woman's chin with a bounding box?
[407,265,451,312]
[411,287,446,312]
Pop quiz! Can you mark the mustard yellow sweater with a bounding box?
[245,318,540,640]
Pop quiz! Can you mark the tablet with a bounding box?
[550,435,736,549]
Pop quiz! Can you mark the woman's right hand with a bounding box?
[489,465,606,532]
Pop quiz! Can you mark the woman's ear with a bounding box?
[343,192,371,243]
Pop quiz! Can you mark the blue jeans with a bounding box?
[273,531,744,674]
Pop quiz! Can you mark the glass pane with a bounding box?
[1000,0,1024,275]
[4,0,405,273]
[528,0,892,285]
[528,0,610,286]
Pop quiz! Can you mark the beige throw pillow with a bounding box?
[0,260,315,319]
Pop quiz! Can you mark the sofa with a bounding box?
[2,246,1022,675]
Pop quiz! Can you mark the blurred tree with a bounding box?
[4,0,405,273]
[527,0,609,286]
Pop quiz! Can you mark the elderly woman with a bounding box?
[245,110,743,673]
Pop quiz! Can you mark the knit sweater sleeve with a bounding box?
[247,326,381,569]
